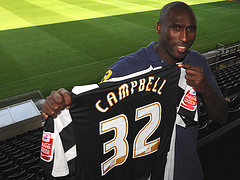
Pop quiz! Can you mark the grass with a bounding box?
[0,0,239,100]
[0,0,222,31]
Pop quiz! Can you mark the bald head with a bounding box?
[155,1,197,64]
[159,1,196,25]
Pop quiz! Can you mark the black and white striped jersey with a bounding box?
[40,64,197,180]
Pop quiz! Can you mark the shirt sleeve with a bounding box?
[40,109,77,178]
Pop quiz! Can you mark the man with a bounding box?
[42,2,228,179]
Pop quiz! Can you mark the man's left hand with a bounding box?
[178,63,210,94]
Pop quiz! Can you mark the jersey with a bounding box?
[40,65,197,180]
[101,42,220,179]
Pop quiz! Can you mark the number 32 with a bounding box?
[99,102,162,176]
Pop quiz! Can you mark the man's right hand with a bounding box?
[42,88,71,119]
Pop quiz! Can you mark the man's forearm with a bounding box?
[201,86,228,125]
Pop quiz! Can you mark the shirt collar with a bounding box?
[182,52,190,64]
[147,42,163,62]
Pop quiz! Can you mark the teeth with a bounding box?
[178,46,186,49]
[177,46,187,52]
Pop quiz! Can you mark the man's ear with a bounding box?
[156,21,161,34]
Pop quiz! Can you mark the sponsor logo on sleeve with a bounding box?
[41,131,55,162]
[180,88,197,111]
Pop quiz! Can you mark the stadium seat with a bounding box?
[17,142,32,150]
[8,149,22,157]
[16,132,27,138]
[228,95,240,111]
[226,82,240,97]
[6,170,27,180]
[19,173,37,180]
[0,161,14,172]
[0,144,12,152]
[228,106,240,121]
[219,84,228,95]
[1,165,20,179]
[0,126,44,179]
[28,163,42,174]
[10,140,25,147]
[11,151,27,162]
[23,144,38,152]
[198,112,210,129]
[21,157,40,171]
[213,63,240,96]
[9,138,24,145]
[3,146,19,155]
[28,145,41,155]
[16,153,32,166]
[4,137,16,143]
[0,154,7,161]
[198,112,213,139]
[37,169,46,179]
[0,157,10,166]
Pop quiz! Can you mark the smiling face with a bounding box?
[156,5,197,64]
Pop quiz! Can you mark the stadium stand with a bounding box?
[208,43,240,72]
[198,42,240,180]
[198,42,240,141]
[0,43,239,179]
[0,127,45,179]
[0,91,45,179]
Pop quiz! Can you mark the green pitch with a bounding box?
[0,0,223,31]
[0,0,239,100]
